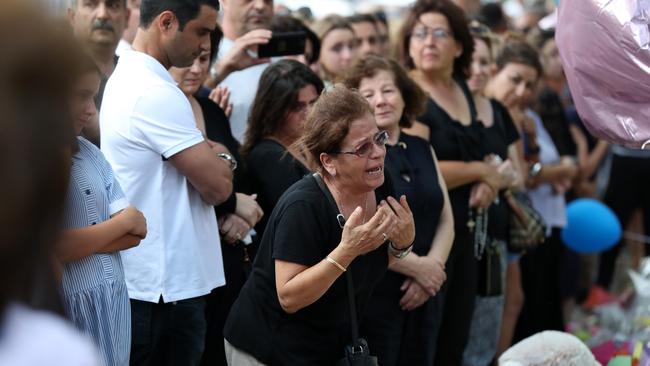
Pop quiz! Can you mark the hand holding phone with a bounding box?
[258,31,306,58]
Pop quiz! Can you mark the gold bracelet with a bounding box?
[326,256,346,272]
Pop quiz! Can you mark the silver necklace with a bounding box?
[336,190,370,226]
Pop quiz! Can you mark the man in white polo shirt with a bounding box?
[99,0,233,365]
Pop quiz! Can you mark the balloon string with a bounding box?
[623,231,650,244]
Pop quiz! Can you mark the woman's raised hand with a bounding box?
[340,203,396,257]
[384,196,416,248]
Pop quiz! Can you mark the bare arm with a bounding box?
[276,203,395,313]
[439,160,499,191]
[58,216,133,263]
[169,141,233,206]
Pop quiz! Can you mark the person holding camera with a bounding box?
[223,85,415,365]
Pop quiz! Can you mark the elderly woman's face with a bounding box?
[329,113,386,193]
[409,12,461,74]
[359,70,405,131]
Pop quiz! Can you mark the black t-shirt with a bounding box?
[482,99,520,240]
[244,139,310,240]
[534,87,576,156]
[418,76,485,232]
[224,175,392,365]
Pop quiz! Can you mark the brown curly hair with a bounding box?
[398,0,474,77]
[343,55,427,128]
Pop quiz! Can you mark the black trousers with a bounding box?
[201,242,250,366]
[515,228,564,341]
[434,228,477,365]
[361,271,444,366]
[130,296,207,366]
[597,154,650,288]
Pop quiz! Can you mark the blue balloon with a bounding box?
[561,199,622,253]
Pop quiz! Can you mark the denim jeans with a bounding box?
[130,296,207,366]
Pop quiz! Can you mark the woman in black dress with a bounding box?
[224,85,416,365]
[464,24,524,365]
[397,1,509,363]
[169,28,264,366]
[344,55,454,365]
[240,60,324,241]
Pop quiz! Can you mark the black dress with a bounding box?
[419,76,487,365]
[482,99,520,243]
[198,96,248,366]
[244,139,310,242]
[224,175,393,365]
[361,133,445,366]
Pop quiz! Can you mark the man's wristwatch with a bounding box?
[217,152,237,171]
[528,162,542,179]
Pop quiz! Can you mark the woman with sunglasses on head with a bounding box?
[398,1,509,363]
[168,28,264,366]
[344,55,454,366]
[240,59,324,244]
[462,23,527,365]
[223,85,415,365]
[485,37,578,345]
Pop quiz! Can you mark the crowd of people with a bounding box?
[1,0,643,365]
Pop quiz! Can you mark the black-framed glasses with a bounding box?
[329,130,389,158]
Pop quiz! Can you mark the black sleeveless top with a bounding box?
[417,76,485,231]
[481,99,520,241]
[384,132,444,255]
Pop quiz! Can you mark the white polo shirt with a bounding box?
[100,50,225,303]
[217,37,269,142]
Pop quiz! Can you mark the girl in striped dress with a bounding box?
[56,55,147,366]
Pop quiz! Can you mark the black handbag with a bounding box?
[313,174,378,366]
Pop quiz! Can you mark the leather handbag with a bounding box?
[504,190,546,253]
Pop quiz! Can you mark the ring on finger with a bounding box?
[382,232,388,241]
[235,233,242,240]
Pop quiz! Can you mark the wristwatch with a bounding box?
[528,162,542,179]
[217,152,237,171]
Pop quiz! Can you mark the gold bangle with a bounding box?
[326,256,346,272]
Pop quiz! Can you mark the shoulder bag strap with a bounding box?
[312,173,362,347]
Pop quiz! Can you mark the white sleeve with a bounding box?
[131,85,204,159]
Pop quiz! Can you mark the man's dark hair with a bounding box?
[140,0,219,31]
[347,13,378,27]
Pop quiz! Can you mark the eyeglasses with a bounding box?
[410,26,452,42]
[330,130,389,158]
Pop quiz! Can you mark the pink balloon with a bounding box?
[556,0,650,148]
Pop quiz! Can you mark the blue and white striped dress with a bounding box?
[61,137,131,366]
